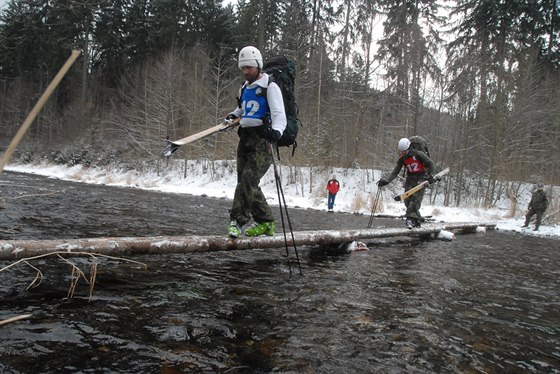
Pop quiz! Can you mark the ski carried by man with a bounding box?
[394,167,449,202]
[162,118,240,157]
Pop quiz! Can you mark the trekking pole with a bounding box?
[269,142,302,276]
[367,187,382,229]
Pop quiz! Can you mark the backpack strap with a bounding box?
[260,79,270,121]
[236,83,247,108]
[290,140,297,157]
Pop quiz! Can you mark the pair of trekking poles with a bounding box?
[269,143,303,277]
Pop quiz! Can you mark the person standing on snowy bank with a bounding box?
[225,46,287,238]
[326,175,340,212]
[523,183,548,231]
[377,138,437,229]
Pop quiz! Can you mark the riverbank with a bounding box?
[4,161,559,238]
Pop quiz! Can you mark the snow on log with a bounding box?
[0,222,495,260]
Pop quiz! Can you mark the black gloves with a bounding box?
[257,125,282,143]
[377,179,388,187]
[427,175,435,184]
[224,114,237,124]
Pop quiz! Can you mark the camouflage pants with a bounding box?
[525,208,545,227]
[230,128,274,227]
[403,176,426,220]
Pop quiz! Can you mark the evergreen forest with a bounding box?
[0,0,559,208]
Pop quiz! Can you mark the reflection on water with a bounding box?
[1,231,559,373]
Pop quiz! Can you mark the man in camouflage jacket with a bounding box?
[377,138,437,229]
[523,183,549,231]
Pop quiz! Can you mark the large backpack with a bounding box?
[262,55,300,154]
[409,135,430,157]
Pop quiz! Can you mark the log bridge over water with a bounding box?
[0,222,496,261]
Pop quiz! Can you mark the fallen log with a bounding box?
[0,222,495,260]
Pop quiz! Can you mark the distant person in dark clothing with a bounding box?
[326,175,340,212]
[523,183,548,231]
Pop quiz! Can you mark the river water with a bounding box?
[1,171,559,373]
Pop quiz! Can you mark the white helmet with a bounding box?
[398,138,411,152]
[238,46,263,69]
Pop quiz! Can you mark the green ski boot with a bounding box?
[227,220,241,238]
[245,221,275,237]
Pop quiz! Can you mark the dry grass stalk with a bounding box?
[505,190,518,218]
[351,192,365,213]
[369,190,385,213]
[56,253,89,298]
[89,260,98,300]
[23,260,44,290]
[0,252,147,301]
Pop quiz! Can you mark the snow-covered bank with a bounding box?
[4,161,559,238]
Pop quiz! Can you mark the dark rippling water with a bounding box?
[1,230,559,373]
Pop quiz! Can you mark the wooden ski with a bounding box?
[162,118,240,157]
[393,167,450,202]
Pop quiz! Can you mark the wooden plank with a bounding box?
[0,223,495,261]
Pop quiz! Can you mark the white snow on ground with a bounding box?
[5,161,559,239]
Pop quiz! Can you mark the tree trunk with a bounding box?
[0,223,496,261]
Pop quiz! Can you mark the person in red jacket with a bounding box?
[326,175,340,212]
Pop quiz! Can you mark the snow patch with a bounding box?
[107,241,120,249]
[152,240,183,248]
[56,243,82,251]
[11,247,23,255]
[346,241,369,251]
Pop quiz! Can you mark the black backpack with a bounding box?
[262,55,300,155]
[409,135,430,157]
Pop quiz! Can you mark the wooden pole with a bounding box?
[0,223,495,261]
[0,50,81,174]
[0,314,32,326]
